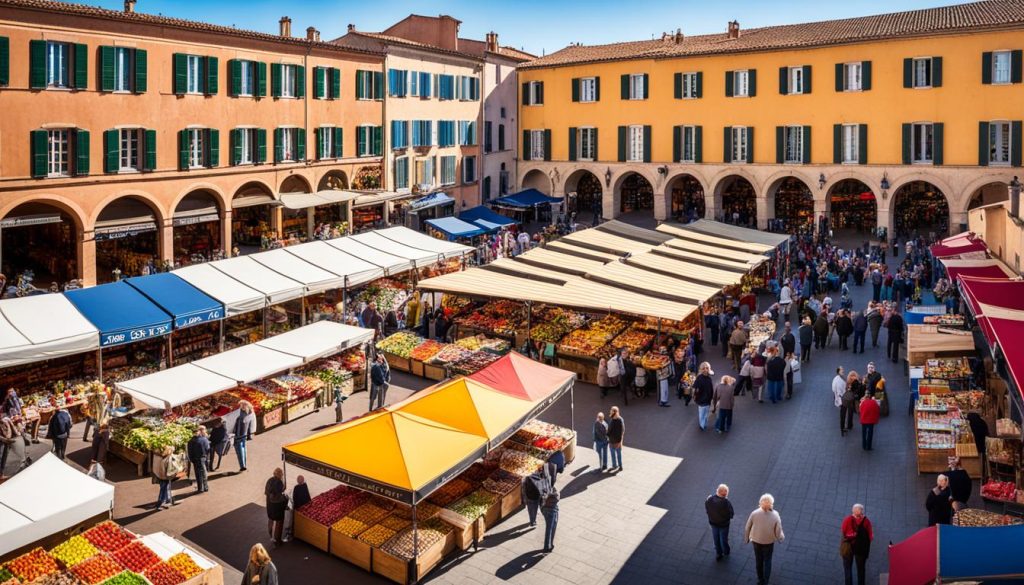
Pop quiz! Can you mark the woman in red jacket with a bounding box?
[840,503,873,585]
[859,395,881,451]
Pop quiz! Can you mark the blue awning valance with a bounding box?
[65,282,173,347]
[125,273,224,329]
[410,192,455,211]
[489,189,563,208]
[425,217,486,240]
[459,206,518,232]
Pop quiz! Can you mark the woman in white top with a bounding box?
[832,366,847,408]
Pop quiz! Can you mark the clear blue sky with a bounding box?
[102,0,964,56]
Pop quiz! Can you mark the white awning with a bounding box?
[327,237,412,275]
[173,263,266,316]
[672,219,791,248]
[256,321,373,362]
[350,231,442,264]
[317,190,360,204]
[0,294,99,369]
[249,248,344,294]
[283,241,383,288]
[117,364,238,410]
[279,192,326,210]
[374,226,475,259]
[232,194,277,209]
[192,344,301,383]
[352,191,411,208]
[0,453,114,556]
[656,222,775,254]
[207,257,305,304]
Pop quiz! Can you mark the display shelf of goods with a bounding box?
[923,314,966,327]
[110,416,200,454]
[498,450,545,477]
[297,485,369,528]
[331,517,370,539]
[82,522,135,554]
[390,500,440,521]
[430,345,474,365]
[997,418,1022,437]
[372,525,446,585]
[455,334,511,354]
[110,541,160,573]
[981,480,1018,502]
[917,430,955,449]
[379,519,451,560]
[0,568,13,582]
[639,352,670,371]
[7,548,60,582]
[328,527,372,571]
[985,437,1019,465]
[461,461,500,483]
[378,515,412,532]
[70,554,124,584]
[143,562,187,585]
[357,279,410,314]
[953,508,1024,527]
[356,524,396,548]
[916,410,959,432]
[427,477,476,507]
[482,468,521,496]
[441,294,473,316]
[445,490,498,523]
[449,351,500,376]
[503,440,554,461]
[951,391,987,412]
[747,318,777,350]
[347,503,392,527]
[455,300,525,336]
[165,554,201,579]
[923,358,972,379]
[410,340,447,362]
[30,573,87,585]
[520,420,576,447]
[98,571,148,585]
[557,315,629,358]
[376,332,423,359]
[51,535,100,568]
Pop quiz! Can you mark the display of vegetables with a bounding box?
[143,562,187,585]
[427,477,476,507]
[50,536,99,568]
[410,340,447,362]
[499,450,545,477]
[0,567,13,582]
[297,485,367,526]
[482,469,521,495]
[70,554,123,584]
[376,332,423,358]
[110,417,199,454]
[165,554,201,579]
[446,490,498,521]
[7,548,60,581]
[82,522,135,553]
[357,525,397,547]
[357,279,409,313]
[98,571,148,585]
[30,573,87,585]
[110,542,160,573]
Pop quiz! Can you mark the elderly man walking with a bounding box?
[745,494,785,585]
[728,321,748,371]
[705,484,735,560]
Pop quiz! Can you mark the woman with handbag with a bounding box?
[265,468,288,546]
[839,504,873,585]
[153,445,181,510]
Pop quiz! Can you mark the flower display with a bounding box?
[7,548,60,582]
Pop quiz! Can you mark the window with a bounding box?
[911,123,934,163]
[842,124,859,164]
[484,121,493,153]
[525,81,543,105]
[844,63,862,91]
[500,107,507,119]
[627,125,644,162]
[388,68,407,97]
[418,72,431,98]
[499,169,509,195]
[238,60,254,96]
[319,128,334,160]
[394,157,409,189]
[578,127,597,161]
[530,129,545,160]
[119,128,141,171]
[993,51,1012,84]
[412,120,433,147]
[437,74,455,100]
[682,72,699,99]
[784,126,804,163]
[356,125,382,157]
[187,128,206,168]
[628,74,645,100]
[913,57,932,88]
[46,41,70,87]
[731,127,748,163]
[47,129,70,176]
[186,55,203,94]
[438,121,456,147]
[278,128,298,162]
[458,75,479,100]
[440,155,456,185]
[733,70,750,97]
[788,67,804,94]
[458,121,476,146]
[237,128,259,164]
[498,124,506,150]
[417,157,435,187]
[580,77,597,102]
[989,121,1012,165]
[391,120,409,150]
[280,65,297,98]
[681,125,697,162]
[409,71,419,97]
[113,47,131,92]
[463,155,476,183]
[356,70,383,100]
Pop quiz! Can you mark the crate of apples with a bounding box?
[50,535,99,568]
[165,554,201,579]
[82,522,134,553]
[70,554,124,584]
[7,547,60,582]
[144,562,187,585]
[111,541,160,573]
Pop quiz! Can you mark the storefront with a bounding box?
[719,177,757,226]
[894,181,950,237]
[0,203,79,289]
[669,175,705,221]
[568,172,603,216]
[618,173,654,214]
[231,187,277,252]
[93,197,161,283]
[172,191,222,266]
[280,192,358,243]
[772,177,814,234]
[828,179,877,233]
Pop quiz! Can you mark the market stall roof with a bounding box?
[327,237,412,275]
[489,188,564,208]
[661,237,768,265]
[65,282,173,347]
[173,263,266,316]
[374,226,475,259]
[125,273,224,329]
[459,205,518,230]
[669,219,791,248]
[989,316,1024,404]
[425,217,486,240]
[518,247,609,276]
[586,261,721,305]
[468,351,575,404]
[255,321,373,362]
[352,190,410,209]
[888,524,1024,585]
[545,240,623,262]
[959,276,1024,349]
[0,294,99,369]
[408,192,455,211]
[249,248,344,294]
[279,191,359,210]
[0,453,114,556]
[655,223,775,254]
[597,220,674,245]
[625,251,748,287]
[940,258,1015,281]
[206,256,306,304]
[116,363,238,410]
[192,343,301,383]
[651,245,756,271]
[282,241,383,288]
[349,231,442,265]
[283,410,488,504]
[558,228,654,256]
[931,232,989,259]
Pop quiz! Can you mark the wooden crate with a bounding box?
[556,356,598,384]
[483,497,501,529]
[410,359,425,377]
[562,433,577,464]
[499,488,522,519]
[354,371,367,392]
[383,352,411,373]
[181,564,225,585]
[329,530,372,571]
[371,533,446,585]
[423,363,447,381]
[285,397,317,423]
[109,440,149,477]
[293,510,330,552]
[441,526,457,556]
[256,406,284,433]
[917,449,953,474]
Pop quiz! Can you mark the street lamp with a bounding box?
[604,167,612,188]
[880,172,890,200]
[818,173,826,191]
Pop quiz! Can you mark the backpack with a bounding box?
[540,471,560,508]
[606,357,621,379]
[165,453,185,477]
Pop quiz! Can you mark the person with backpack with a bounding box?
[539,462,560,552]
[152,445,181,510]
[47,406,72,460]
[840,504,873,585]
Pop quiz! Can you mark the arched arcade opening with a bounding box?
[667,174,705,222]
[94,196,161,283]
[617,172,654,216]
[173,190,222,266]
[770,177,814,234]
[0,202,80,291]
[232,182,276,253]
[717,176,756,227]
[828,179,877,236]
[893,181,950,237]
[564,170,603,222]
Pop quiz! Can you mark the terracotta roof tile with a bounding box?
[520,0,1024,69]
[457,38,536,62]
[335,31,479,61]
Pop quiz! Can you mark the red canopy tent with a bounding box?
[944,261,1015,282]
[468,351,577,427]
[931,232,989,259]
[959,277,1024,402]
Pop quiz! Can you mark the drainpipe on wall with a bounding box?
[304,39,313,236]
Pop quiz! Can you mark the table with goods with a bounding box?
[375,331,511,382]
[0,521,222,585]
[906,328,977,368]
[981,418,1023,509]
[745,315,777,355]
[292,419,576,584]
[913,393,979,474]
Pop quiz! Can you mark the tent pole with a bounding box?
[263,306,268,339]
[570,383,575,433]
[301,296,307,326]
[166,334,173,368]
[219,319,225,353]
[409,503,419,585]
[526,301,533,354]
[97,347,103,382]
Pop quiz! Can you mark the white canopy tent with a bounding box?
[350,231,443,265]
[191,344,302,383]
[206,257,305,304]
[282,241,383,288]
[0,454,114,556]
[0,294,99,368]
[117,364,238,410]
[375,226,474,259]
[255,321,373,362]
[327,237,412,275]
[174,263,266,316]
[249,248,344,294]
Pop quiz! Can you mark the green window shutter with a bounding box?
[229,59,241,96]
[932,57,943,88]
[835,63,844,92]
[543,129,551,161]
[522,130,530,161]
[642,74,649,99]
[725,71,734,97]
[536,81,543,104]
[29,40,46,89]
[256,62,267,97]
[31,130,48,177]
[571,78,579,102]
[74,129,89,176]
[695,72,702,98]
[746,128,754,163]
[593,127,599,160]
[803,65,812,94]
[205,56,218,95]
[1013,50,1024,84]
[903,58,913,88]
[0,36,9,86]
[356,70,365,99]
[620,74,629,99]
[672,126,681,162]
[271,63,282,97]
[673,72,682,99]
[296,65,305,98]
[802,125,812,163]
[256,129,267,163]
[723,127,732,163]
[357,127,367,156]
[858,124,868,165]
[982,52,993,84]
[331,68,341,99]
[178,129,188,170]
[901,123,912,164]
[642,125,651,162]
[617,126,626,162]
[521,82,528,105]
[73,43,87,89]
[297,128,306,161]
[568,127,577,161]
[173,53,187,94]
[978,121,990,166]
[232,129,242,165]
[933,122,943,165]
[133,49,146,93]
[314,128,321,160]
[833,124,842,164]
[100,46,114,92]
[314,67,325,99]
[207,128,219,167]
[334,127,343,158]
[775,126,784,163]
[694,126,702,163]
[778,66,788,95]
[748,69,757,97]
[274,128,283,162]
[372,71,383,99]
[144,129,156,171]
[103,129,118,173]
[862,61,872,90]
[1012,121,1023,167]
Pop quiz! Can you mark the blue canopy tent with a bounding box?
[490,189,564,208]
[409,192,455,211]
[888,524,1024,585]
[459,206,518,233]
[125,273,224,329]
[425,217,486,241]
[406,192,456,231]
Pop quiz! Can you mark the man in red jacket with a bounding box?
[859,396,881,451]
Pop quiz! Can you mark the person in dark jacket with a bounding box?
[521,468,545,526]
[864,363,882,397]
[945,458,972,509]
[265,468,288,545]
[607,406,625,471]
[292,475,312,511]
[242,544,278,585]
[693,363,715,431]
[779,322,796,357]
[593,412,609,471]
[840,504,874,585]
[705,484,735,560]
[187,426,211,493]
[852,311,868,354]
[233,401,256,472]
[926,474,953,526]
[434,310,451,342]
[836,310,854,351]
[618,350,635,407]
[813,313,830,350]
[369,354,391,411]
[208,418,229,471]
[887,310,905,363]
[47,407,72,460]
[91,423,109,465]
[798,317,813,362]
[866,303,883,348]
[765,351,787,404]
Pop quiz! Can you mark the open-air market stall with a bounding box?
[373,227,475,260]
[124,273,225,366]
[425,217,486,242]
[888,523,1024,585]
[488,189,563,223]
[659,219,791,280]
[404,192,455,232]
[655,222,776,255]
[204,256,305,337]
[930,231,990,260]
[172,263,267,350]
[0,294,99,369]
[941,258,1016,281]
[458,206,518,233]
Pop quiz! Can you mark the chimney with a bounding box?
[674,28,684,44]
[1011,176,1022,219]
[124,0,136,13]
[486,31,499,53]
[727,20,740,39]
[279,16,292,37]
[306,27,320,42]
[347,23,356,33]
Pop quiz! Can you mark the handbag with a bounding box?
[839,539,853,558]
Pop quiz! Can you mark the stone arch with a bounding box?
[563,168,604,217]
[171,189,224,265]
[664,172,707,221]
[232,178,278,202]
[170,182,229,216]
[887,173,956,215]
[765,175,815,233]
[318,170,349,191]
[87,190,166,230]
[0,195,87,233]
[92,195,165,283]
[231,182,278,250]
[821,170,879,203]
[280,174,313,194]
[0,198,85,286]
[891,180,951,236]
[613,171,656,215]
[712,174,759,226]
[963,174,1015,211]
[827,178,878,234]
[521,169,552,194]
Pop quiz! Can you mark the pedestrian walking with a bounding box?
[233,401,256,472]
[728,321,748,371]
[694,362,715,430]
[152,445,181,510]
[540,462,559,552]
[852,311,868,354]
[745,494,785,585]
[798,317,813,362]
[765,350,786,404]
[265,468,288,546]
[187,426,211,493]
[836,310,854,351]
[841,504,874,585]
[870,268,883,302]
[750,351,766,402]
[521,467,544,526]
[241,543,279,585]
[813,313,829,350]
[713,376,736,433]
[91,423,109,467]
[333,384,346,423]
[46,407,72,460]
[593,412,609,471]
[671,349,690,404]
[607,406,624,471]
[779,322,796,357]
[208,418,229,471]
[706,309,721,347]
[866,302,883,348]
[886,310,904,363]
[597,357,612,398]
[369,353,391,410]
[926,474,953,526]
[734,350,752,397]
[619,350,635,406]
[860,393,880,451]
[946,457,972,509]
[705,484,735,560]
[832,367,847,433]
[786,352,800,398]
[865,363,883,397]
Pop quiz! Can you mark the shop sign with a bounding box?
[283,451,413,504]
[172,213,220,227]
[174,308,223,329]
[101,323,172,347]
[0,214,63,228]
[94,222,157,241]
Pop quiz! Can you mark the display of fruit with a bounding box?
[410,340,447,362]
[331,517,369,538]
[165,554,201,579]
[449,351,500,375]
[446,490,498,521]
[51,535,99,568]
[70,555,123,584]
[98,572,148,585]
[390,501,441,521]
[499,450,545,477]
[923,358,971,379]
[427,478,476,507]
[640,351,670,371]
[347,503,390,526]
[357,524,397,547]
[430,345,474,365]
[380,523,447,560]
[7,548,60,582]
[297,486,367,526]
[31,573,87,585]
[532,436,566,452]
[376,332,423,359]
[441,294,473,315]
[82,522,135,553]
[379,515,412,532]
[339,349,367,372]
[529,322,569,344]
[504,440,554,460]
[0,579,16,585]
[462,461,500,483]
[954,508,1024,527]
[611,327,654,354]
[521,420,576,444]
[143,562,187,585]
[0,567,13,582]
[482,469,521,495]
[110,542,160,573]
